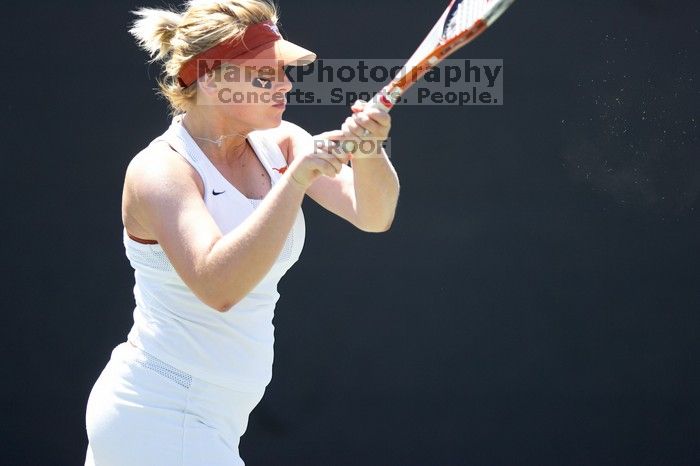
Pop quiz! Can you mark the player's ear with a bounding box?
[198,70,220,96]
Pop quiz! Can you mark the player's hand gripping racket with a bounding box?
[362,0,516,113]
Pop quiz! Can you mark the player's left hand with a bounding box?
[341,99,392,143]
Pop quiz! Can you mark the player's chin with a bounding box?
[269,101,287,118]
[256,105,286,129]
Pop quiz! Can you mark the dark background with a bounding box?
[3,0,699,465]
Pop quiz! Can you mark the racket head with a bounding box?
[376,0,515,110]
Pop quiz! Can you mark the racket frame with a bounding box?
[369,0,516,112]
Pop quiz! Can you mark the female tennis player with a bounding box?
[83,1,399,465]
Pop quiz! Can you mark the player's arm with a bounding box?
[276,115,400,232]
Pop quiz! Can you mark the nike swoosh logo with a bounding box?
[212,190,226,196]
[272,166,287,174]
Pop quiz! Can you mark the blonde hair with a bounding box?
[129,0,279,114]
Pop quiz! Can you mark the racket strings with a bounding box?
[444,0,490,41]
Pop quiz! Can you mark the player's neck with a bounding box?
[182,109,251,163]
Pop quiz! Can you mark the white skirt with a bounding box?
[84,341,265,466]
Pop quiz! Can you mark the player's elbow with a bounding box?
[357,214,395,233]
[376,217,395,233]
[213,300,237,313]
[193,282,242,313]
[361,224,392,233]
[359,201,398,233]
[203,294,240,313]
[184,258,245,313]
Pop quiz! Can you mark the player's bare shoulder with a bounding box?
[125,141,203,199]
[122,141,205,231]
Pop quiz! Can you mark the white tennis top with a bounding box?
[124,115,305,392]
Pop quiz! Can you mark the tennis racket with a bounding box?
[364,0,516,113]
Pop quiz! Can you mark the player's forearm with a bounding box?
[351,148,400,232]
[199,175,306,311]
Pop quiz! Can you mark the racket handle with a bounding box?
[365,93,394,113]
[351,86,399,113]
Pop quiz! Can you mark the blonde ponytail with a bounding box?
[129,8,182,62]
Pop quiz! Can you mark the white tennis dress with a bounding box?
[85,115,305,466]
